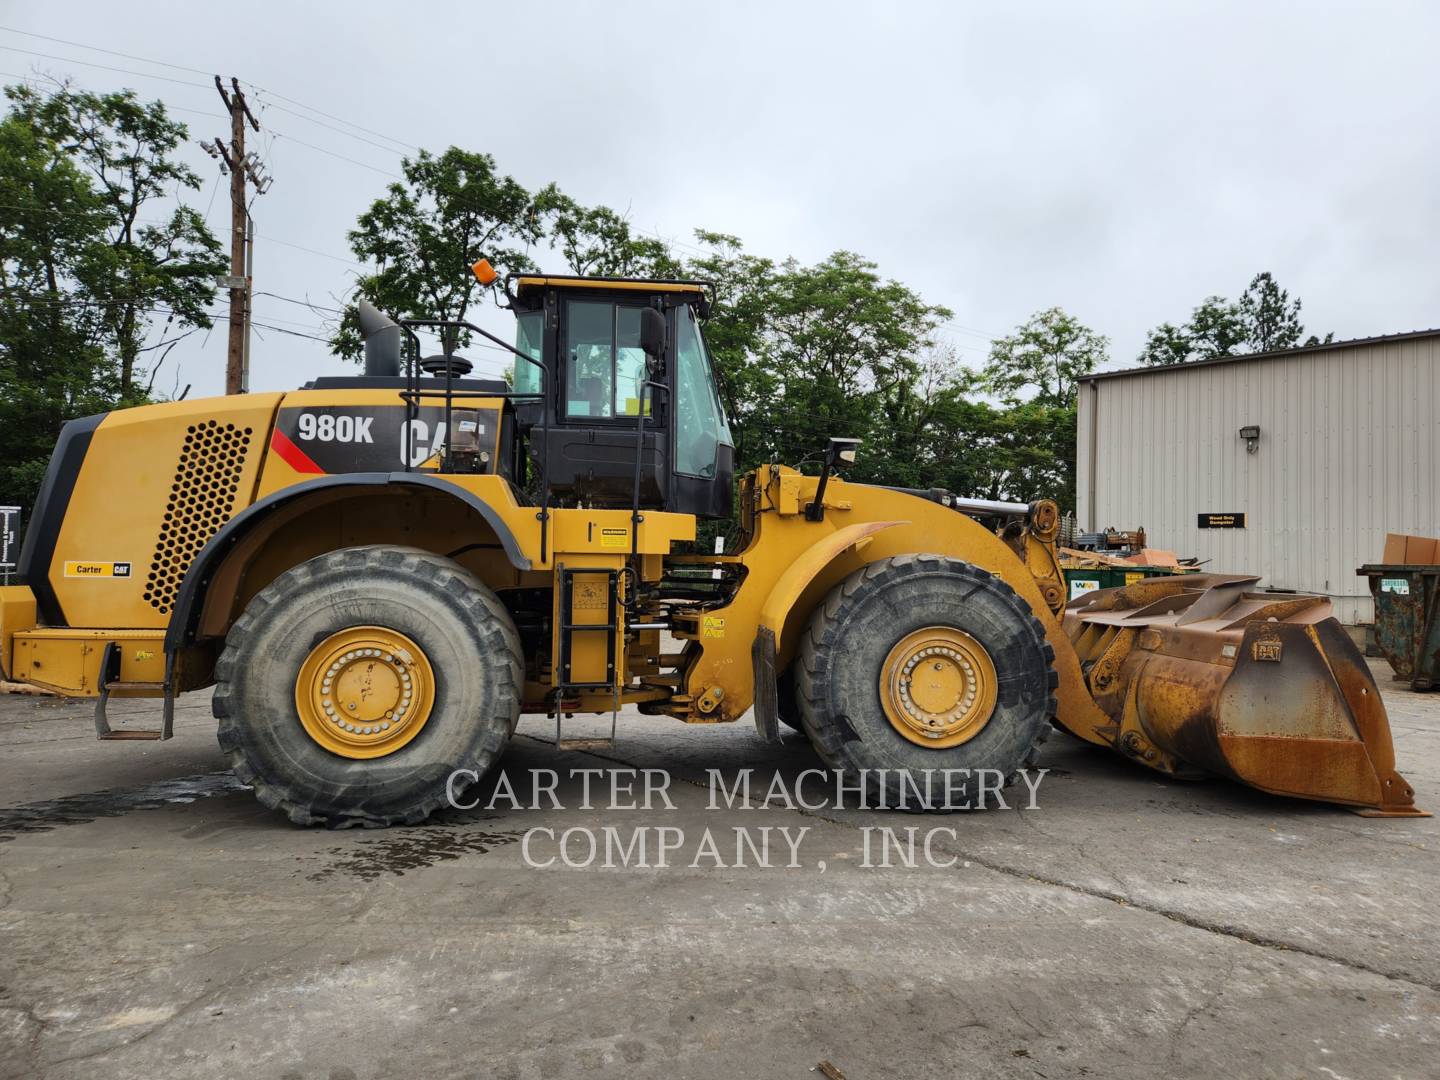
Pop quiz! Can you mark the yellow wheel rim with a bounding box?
[879,626,998,749]
[294,626,436,759]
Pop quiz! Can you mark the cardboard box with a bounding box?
[1382,533,1440,565]
[1407,536,1439,565]
[1124,548,1180,568]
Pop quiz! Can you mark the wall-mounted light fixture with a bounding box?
[1239,425,1261,454]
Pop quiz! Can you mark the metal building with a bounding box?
[1076,328,1440,624]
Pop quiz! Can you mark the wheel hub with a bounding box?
[295,626,436,759]
[880,626,998,749]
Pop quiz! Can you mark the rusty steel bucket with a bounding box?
[1061,574,1425,816]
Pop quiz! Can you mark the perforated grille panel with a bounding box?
[144,420,253,614]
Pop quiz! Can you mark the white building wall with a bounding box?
[1076,335,1440,624]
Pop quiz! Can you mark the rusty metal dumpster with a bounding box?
[1358,564,1440,690]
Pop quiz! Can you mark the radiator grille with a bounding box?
[144,420,253,614]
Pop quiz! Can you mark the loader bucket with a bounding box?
[1061,574,1426,816]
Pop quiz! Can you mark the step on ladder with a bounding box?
[554,566,620,753]
[93,641,175,741]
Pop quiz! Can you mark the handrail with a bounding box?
[399,317,553,563]
[631,380,670,557]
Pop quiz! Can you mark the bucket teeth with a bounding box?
[1061,574,1426,816]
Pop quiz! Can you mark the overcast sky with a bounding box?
[4,1,1438,398]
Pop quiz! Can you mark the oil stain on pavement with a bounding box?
[0,771,248,842]
[306,821,523,881]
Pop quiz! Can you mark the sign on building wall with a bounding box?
[1198,512,1246,529]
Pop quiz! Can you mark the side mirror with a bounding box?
[639,307,665,372]
[805,437,862,522]
[826,437,861,469]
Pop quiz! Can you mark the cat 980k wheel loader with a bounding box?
[0,265,1423,825]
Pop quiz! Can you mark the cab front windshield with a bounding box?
[673,302,733,477]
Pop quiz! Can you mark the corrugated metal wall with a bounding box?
[1076,335,1440,624]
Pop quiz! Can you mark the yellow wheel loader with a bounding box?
[0,269,1422,825]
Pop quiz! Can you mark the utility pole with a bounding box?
[202,77,270,395]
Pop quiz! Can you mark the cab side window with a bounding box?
[565,301,613,418]
[564,300,649,419]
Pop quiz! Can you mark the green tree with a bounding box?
[536,189,681,279]
[5,83,223,398]
[1187,295,1247,359]
[1238,271,1304,352]
[1137,320,1192,366]
[1,82,220,510]
[333,147,544,359]
[1141,272,1327,365]
[676,230,779,468]
[752,250,950,474]
[978,308,1105,510]
[983,306,1108,408]
[1138,296,1243,365]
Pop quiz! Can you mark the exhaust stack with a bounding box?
[358,301,401,377]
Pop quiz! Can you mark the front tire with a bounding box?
[213,546,523,827]
[796,554,1055,808]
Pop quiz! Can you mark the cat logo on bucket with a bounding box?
[1252,639,1283,662]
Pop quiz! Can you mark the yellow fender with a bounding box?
[751,520,907,743]
[758,520,908,633]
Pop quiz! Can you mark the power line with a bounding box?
[251,96,413,158]
[252,320,330,342]
[0,25,214,77]
[254,290,344,314]
[243,85,416,154]
[0,200,361,269]
[0,26,416,160]
[248,309,331,332]
[269,130,401,179]
[0,43,211,89]
[255,232,365,267]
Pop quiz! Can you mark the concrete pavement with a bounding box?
[0,661,1436,1079]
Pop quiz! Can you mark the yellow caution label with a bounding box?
[1124,572,1144,586]
[599,528,628,549]
[64,561,132,579]
[702,616,726,639]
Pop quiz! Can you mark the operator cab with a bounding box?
[509,275,735,519]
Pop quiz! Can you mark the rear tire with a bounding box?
[213,546,523,827]
[776,668,804,732]
[796,554,1055,808]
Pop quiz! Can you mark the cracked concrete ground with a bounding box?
[0,658,1436,1079]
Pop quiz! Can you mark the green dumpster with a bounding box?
[1358,564,1440,690]
[1063,564,1183,602]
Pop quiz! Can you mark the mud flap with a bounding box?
[751,626,781,744]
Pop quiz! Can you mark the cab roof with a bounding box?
[510,274,708,297]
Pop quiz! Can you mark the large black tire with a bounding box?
[796,554,1056,808]
[776,668,804,733]
[213,546,523,827]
